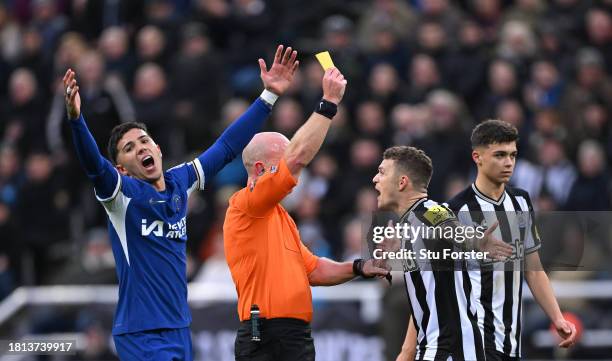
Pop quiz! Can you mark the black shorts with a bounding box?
[234,318,315,361]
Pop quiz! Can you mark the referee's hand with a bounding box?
[63,69,81,120]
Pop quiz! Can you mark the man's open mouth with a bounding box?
[142,155,155,169]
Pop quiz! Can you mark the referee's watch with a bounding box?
[353,259,372,278]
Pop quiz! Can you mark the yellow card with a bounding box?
[315,51,335,70]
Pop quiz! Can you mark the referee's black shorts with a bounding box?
[235,318,315,361]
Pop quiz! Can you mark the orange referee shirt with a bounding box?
[223,158,319,322]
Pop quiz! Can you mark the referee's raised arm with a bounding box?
[283,67,346,178]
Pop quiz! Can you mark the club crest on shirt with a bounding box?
[270,165,278,174]
[172,195,182,212]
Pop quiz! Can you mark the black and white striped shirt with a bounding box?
[447,184,541,358]
[399,198,486,361]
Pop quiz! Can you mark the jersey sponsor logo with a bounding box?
[141,217,187,239]
[142,219,164,236]
[423,205,454,225]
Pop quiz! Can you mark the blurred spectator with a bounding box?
[476,59,520,120]
[561,48,612,136]
[524,59,564,110]
[357,0,417,49]
[402,53,442,103]
[367,62,402,111]
[0,3,21,64]
[497,20,537,76]
[513,137,576,208]
[536,20,574,74]
[170,22,225,152]
[446,19,487,108]
[543,0,590,49]
[390,103,428,146]
[503,0,547,29]
[414,90,472,199]
[99,26,136,84]
[419,0,464,38]
[52,31,88,76]
[341,217,363,261]
[336,138,382,220]
[565,140,611,211]
[355,100,389,145]
[1,68,46,154]
[15,151,70,284]
[30,0,68,60]
[132,62,176,158]
[321,15,365,101]
[297,195,333,258]
[470,0,503,42]
[415,20,450,70]
[191,0,232,50]
[136,25,168,68]
[585,7,612,71]
[272,98,303,136]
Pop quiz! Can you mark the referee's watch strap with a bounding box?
[353,258,372,278]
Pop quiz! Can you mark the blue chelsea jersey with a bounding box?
[98,159,205,335]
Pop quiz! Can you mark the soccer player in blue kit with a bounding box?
[62,45,299,360]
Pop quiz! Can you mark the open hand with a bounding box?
[477,222,514,261]
[259,45,299,96]
[63,69,81,120]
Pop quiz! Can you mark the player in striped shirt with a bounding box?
[447,120,577,360]
[373,146,513,361]
[63,45,298,361]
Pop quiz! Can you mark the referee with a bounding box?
[223,68,390,361]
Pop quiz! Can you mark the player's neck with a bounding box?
[152,177,166,192]
[475,174,505,201]
[396,191,428,216]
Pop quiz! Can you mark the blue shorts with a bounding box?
[114,327,193,361]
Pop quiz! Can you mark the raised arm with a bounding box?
[64,69,119,200]
[197,45,299,183]
[284,67,346,178]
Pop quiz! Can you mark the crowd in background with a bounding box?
[0,0,611,311]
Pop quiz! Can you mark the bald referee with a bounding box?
[223,67,390,361]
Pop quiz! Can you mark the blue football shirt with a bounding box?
[99,161,203,335]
